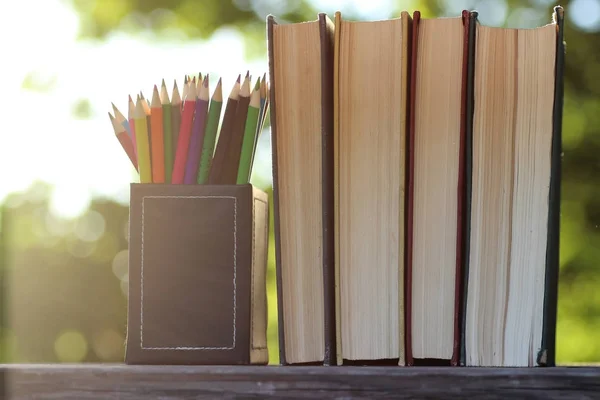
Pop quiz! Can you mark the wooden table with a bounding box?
[1,364,599,399]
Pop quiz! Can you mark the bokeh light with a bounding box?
[54,330,89,362]
[570,0,600,31]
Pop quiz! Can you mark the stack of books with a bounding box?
[268,6,565,367]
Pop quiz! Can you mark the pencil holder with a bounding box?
[124,183,269,365]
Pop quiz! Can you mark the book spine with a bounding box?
[333,11,342,366]
[459,9,478,368]
[538,5,565,368]
[450,10,472,367]
[267,15,287,366]
[404,10,420,367]
[319,13,336,367]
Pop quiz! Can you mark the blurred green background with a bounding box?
[0,0,598,365]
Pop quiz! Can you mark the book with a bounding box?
[333,11,411,365]
[267,13,335,365]
[405,11,471,366]
[461,6,564,367]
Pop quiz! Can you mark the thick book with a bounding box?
[405,10,472,367]
[333,11,411,365]
[460,6,565,367]
[267,13,336,365]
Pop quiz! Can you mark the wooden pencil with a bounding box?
[250,75,267,170]
[111,103,131,139]
[184,75,210,184]
[208,74,241,184]
[171,81,197,183]
[109,112,138,171]
[140,91,152,165]
[182,78,189,103]
[134,98,152,183]
[127,95,138,158]
[197,78,223,184]
[236,82,261,184]
[161,80,173,183]
[171,81,182,164]
[218,75,251,184]
[150,85,165,183]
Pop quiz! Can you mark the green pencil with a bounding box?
[197,78,223,184]
[160,79,173,183]
[236,80,261,184]
[170,81,182,182]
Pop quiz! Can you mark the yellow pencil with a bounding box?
[134,98,152,183]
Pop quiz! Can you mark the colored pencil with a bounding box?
[184,75,210,184]
[208,75,241,184]
[134,98,152,183]
[127,95,138,158]
[109,112,138,171]
[140,91,152,165]
[250,75,267,170]
[171,81,197,183]
[171,81,182,173]
[111,103,131,138]
[197,78,223,184]
[182,77,189,103]
[219,75,251,184]
[150,85,165,183]
[236,81,261,184]
[161,79,173,183]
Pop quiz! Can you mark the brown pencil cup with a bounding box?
[124,183,269,365]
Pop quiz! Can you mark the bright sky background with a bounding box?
[0,0,598,219]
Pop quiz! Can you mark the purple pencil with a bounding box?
[184,75,210,184]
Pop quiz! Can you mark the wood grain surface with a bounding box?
[2,364,599,399]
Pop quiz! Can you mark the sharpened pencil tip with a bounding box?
[161,78,166,88]
[236,74,241,83]
[203,75,209,88]
[254,77,261,91]
[245,70,250,78]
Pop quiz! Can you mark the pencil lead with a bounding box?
[187,80,197,100]
[254,77,261,91]
[134,98,146,119]
[213,78,223,102]
[184,75,188,84]
[161,78,166,89]
[245,70,250,79]
[160,80,170,105]
[236,74,241,83]
[240,77,251,97]
[151,85,161,107]
[172,80,181,104]
[203,74,209,88]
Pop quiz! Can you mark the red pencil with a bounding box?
[171,80,197,183]
[109,112,138,171]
